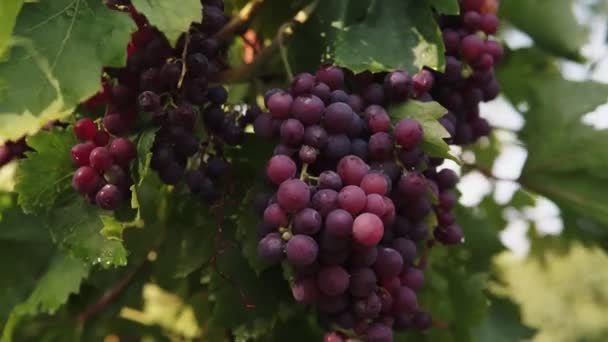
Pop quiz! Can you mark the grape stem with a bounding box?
[177,33,191,89]
[218,0,320,83]
[213,0,266,42]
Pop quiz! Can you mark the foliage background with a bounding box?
[1,0,608,341]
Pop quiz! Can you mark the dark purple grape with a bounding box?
[394,119,424,149]
[95,184,121,210]
[286,235,319,266]
[258,233,284,264]
[384,70,412,102]
[312,189,339,217]
[293,208,322,235]
[280,119,305,146]
[325,209,354,237]
[207,85,228,104]
[400,267,424,290]
[398,172,427,199]
[324,102,353,134]
[277,179,310,212]
[349,245,378,267]
[299,145,318,164]
[290,73,315,95]
[317,265,350,296]
[254,113,276,139]
[362,83,385,105]
[338,185,367,215]
[351,139,369,161]
[324,135,351,160]
[368,132,393,160]
[158,162,184,185]
[267,91,293,119]
[104,165,128,188]
[365,323,393,342]
[353,292,382,319]
[330,89,349,103]
[292,94,324,125]
[434,224,463,245]
[393,286,418,314]
[349,267,377,297]
[392,238,417,265]
[315,65,344,90]
[311,82,331,104]
[374,247,404,279]
[304,125,328,149]
[318,170,342,190]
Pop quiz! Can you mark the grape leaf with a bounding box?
[389,100,459,162]
[2,253,89,341]
[131,0,202,46]
[426,0,460,15]
[48,193,128,267]
[498,49,608,228]
[14,127,77,215]
[0,0,134,141]
[334,0,445,73]
[500,0,586,61]
[0,0,23,59]
[474,295,536,342]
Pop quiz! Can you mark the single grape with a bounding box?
[324,102,354,134]
[362,83,385,105]
[291,277,319,304]
[312,82,331,104]
[266,154,297,185]
[94,131,110,147]
[392,238,417,265]
[434,224,463,245]
[267,91,293,119]
[71,142,96,167]
[89,147,114,172]
[325,209,354,237]
[318,170,343,190]
[299,145,318,164]
[384,70,412,102]
[351,139,369,161]
[258,233,285,264]
[365,105,390,133]
[137,91,161,111]
[254,113,276,139]
[207,85,228,104]
[374,247,404,279]
[72,166,101,194]
[461,35,484,62]
[304,125,329,149]
[95,184,121,210]
[337,185,367,215]
[392,286,418,314]
[109,138,136,166]
[394,119,424,149]
[330,89,349,103]
[399,267,424,290]
[353,213,384,246]
[280,118,305,147]
[436,168,458,189]
[365,323,393,342]
[315,65,345,90]
[349,245,378,267]
[368,132,393,160]
[324,134,351,160]
[365,193,387,217]
[317,265,350,296]
[292,94,325,125]
[290,73,315,95]
[398,172,427,199]
[312,189,339,217]
[349,267,377,297]
[293,208,322,235]
[74,118,97,141]
[337,155,370,186]
[158,161,185,185]
[360,172,390,195]
[263,203,288,228]
[277,179,311,212]
[286,235,319,266]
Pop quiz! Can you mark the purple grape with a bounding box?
[349,268,377,297]
[368,132,393,160]
[318,170,343,190]
[280,118,305,146]
[267,91,293,119]
[292,95,325,125]
[338,185,367,215]
[374,247,404,279]
[286,235,319,266]
[304,125,328,149]
[258,233,284,264]
[312,189,339,217]
[293,208,322,235]
[317,265,350,296]
[277,179,310,212]
[266,155,297,185]
[324,102,354,134]
[325,209,354,237]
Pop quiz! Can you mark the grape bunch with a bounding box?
[119,0,247,201]
[0,138,30,168]
[81,0,247,203]
[431,0,502,144]
[70,118,136,210]
[253,65,462,342]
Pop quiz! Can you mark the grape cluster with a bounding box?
[253,65,462,342]
[86,0,246,202]
[70,118,136,210]
[0,138,29,168]
[431,0,502,144]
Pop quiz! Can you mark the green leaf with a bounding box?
[389,100,459,162]
[48,194,128,267]
[131,0,202,46]
[334,0,445,73]
[498,49,608,229]
[0,0,23,59]
[14,128,77,215]
[474,295,536,342]
[425,0,459,15]
[0,0,134,141]
[500,0,586,61]
[2,253,89,341]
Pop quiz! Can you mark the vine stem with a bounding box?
[218,0,320,83]
[177,33,190,89]
[78,260,147,323]
[213,0,266,43]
